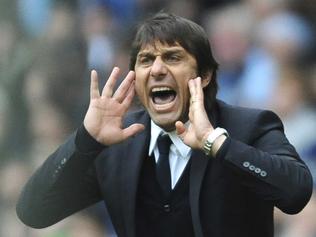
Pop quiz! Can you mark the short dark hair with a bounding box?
[129,12,219,110]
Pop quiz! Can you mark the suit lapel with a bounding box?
[189,102,219,237]
[120,111,150,237]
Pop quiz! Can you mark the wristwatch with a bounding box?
[203,127,228,156]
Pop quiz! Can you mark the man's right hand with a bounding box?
[83,67,145,146]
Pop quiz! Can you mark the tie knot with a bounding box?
[157,134,172,155]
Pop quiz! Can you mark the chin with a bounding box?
[151,112,187,131]
[151,116,177,131]
[160,123,176,132]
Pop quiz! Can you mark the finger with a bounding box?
[188,79,198,117]
[190,77,204,101]
[188,104,194,121]
[195,77,204,101]
[188,79,197,99]
[113,71,135,102]
[121,81,136,111]
[175,121,186,138]
[188,80,207,125]
[122,123,145,139]
[90,70,100,99]
[102,67,120,98]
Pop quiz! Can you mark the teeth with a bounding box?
[152,87,173,93]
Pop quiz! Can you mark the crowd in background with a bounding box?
[0,0,315,236]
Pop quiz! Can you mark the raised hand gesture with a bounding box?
[175,77,226,155]
[83,67,145,145]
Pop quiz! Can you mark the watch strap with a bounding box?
[203,127,228,156]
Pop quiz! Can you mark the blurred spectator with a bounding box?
[271,67,316,157]
[245,0,316,64]
[0,1,314,236]
[269,66,316,237]
[37,4,88,128]
[204,3,278,108]
[291,0,316,32]
[103,0,138,26]
[256,12,313,66]
[165,0,199,21]
[17,0,53,38]
[0,19,33,162]
[81,5,115,79]
[308,64,316,106]
[244,0,289,20]
[23,66,71,167]
[274,193,316,237]
[204,1,315,109]
[0,160,30,237]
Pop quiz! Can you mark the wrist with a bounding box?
[75,124,105,153]
[211,134,227,156]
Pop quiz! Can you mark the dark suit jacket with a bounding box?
[17,100,313,237]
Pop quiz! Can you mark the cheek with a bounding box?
[134,82,142,98]
[179,79,191,99]
[134,70,147,90]
[182,90,191,110]
[134,79,147,103]
[177,82,191,113]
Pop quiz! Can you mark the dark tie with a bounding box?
[156,134,172,195]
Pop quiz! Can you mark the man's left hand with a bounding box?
[175,77,214,150]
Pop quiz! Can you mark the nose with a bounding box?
[150,57,167,78]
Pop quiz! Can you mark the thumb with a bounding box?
[122,123,145,139]
[175,121,186,139]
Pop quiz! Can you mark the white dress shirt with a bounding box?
[149,120,192,189]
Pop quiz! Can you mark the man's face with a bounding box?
[134,41,198,131]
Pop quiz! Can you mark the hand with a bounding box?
[175,77,214,150]
[83,67,145,145]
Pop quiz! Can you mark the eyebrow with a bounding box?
[137,47,185,58]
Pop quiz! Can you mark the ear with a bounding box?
[201,71,212,88]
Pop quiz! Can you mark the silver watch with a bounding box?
[203,127,228,156]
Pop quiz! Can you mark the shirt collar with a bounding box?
[149,120,191,158]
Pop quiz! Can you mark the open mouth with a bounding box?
[151,87,177,105]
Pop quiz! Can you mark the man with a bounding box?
[17,13,312,237]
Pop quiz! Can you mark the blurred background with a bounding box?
[0,0,315,236]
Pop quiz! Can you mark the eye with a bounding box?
[165,53,181,63]
[169,55,180,61]
[138,56,154,66]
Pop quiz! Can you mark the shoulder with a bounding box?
[216,100,281,124]
[215,100,284,139]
